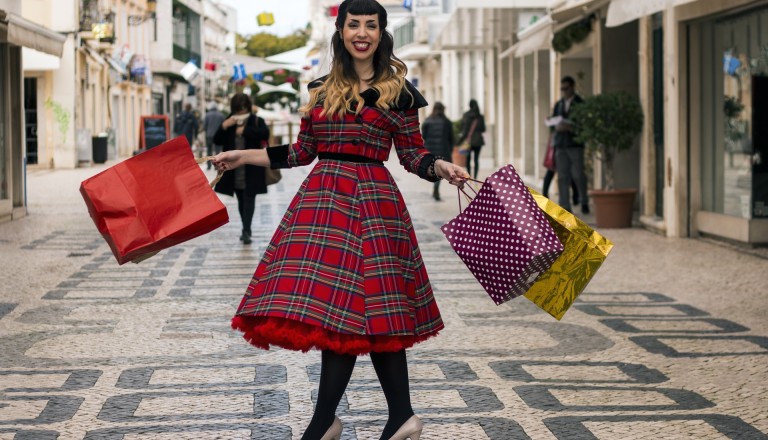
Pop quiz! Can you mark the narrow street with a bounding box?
[0,160,767,439]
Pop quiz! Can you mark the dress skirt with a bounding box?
[231,159,443,355]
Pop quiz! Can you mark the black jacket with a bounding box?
[213,114,270,197]
[458,110,486,147]
[421,114,455,160]
[552,95,585,149]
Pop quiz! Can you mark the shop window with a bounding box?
[698,9,768,219]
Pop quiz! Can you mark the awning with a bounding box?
[513,15,553,58]
[266,44,316,71]
[105,55,127,75]
[255,81,298,96]
[606,0,699,28]
[22,47,60,70]
[80,45,106,66]
[0,10,65,57]
[213,51,296,75]
[551,0,610,29]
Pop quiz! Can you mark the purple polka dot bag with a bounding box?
[441,165,564,305]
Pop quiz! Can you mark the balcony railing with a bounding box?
[393,18,415,50]
[173,44,200,64]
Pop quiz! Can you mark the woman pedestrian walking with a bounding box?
[213,1,468,438]
[421,102,454,201]
[212,93,270,245]
[457,99,486,179]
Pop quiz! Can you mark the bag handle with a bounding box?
[456,177,483,212]
[197,156,225,188]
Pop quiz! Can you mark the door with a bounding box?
[652,13,664,218]
[752,75,768,217]
[24,77,38,165]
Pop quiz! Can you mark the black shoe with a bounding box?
[433,192,441,201]
[573,196,580,206]
[242,232,252,245]
[581,204,590,215]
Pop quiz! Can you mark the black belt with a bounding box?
[318,152,383,165]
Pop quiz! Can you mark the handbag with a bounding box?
[80,136,228,265]
[543,134,555,170]
[457,118,479,154]
[260,140,282,186]
[441,165,564,305]
[523,188,614,319]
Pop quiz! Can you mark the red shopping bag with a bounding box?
[80,136,228,265]
[543,135,556,170]
[441,165,564,305]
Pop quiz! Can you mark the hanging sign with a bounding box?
[257,12,275,26]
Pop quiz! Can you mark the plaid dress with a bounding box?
[231,79,444,355]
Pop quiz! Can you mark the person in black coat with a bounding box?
[213,93,270,244]
[421,102,454,201]
[457,99,486,179]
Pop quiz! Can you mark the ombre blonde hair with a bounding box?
[299,0,414,118]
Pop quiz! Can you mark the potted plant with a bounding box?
[570,91,644,228]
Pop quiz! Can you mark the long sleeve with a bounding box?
[265,115,317,169]
[393,109,439,182]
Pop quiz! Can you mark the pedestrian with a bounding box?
[173,103,199,147]
[542,133,579,204]
[542,167,580,205]
[203,102,225,170]
[421,101,454,201]
[213,1,468,438]
[551,75,589,214]
[212,93,270,245]
[457,99,486,180]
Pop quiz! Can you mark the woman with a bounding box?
[213,93,270,245]
[213,1,468,439]
[457,99,486,179]
[421,102,454,201]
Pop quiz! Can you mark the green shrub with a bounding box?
[570,91,643,190]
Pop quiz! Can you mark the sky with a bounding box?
[217,0,311,37]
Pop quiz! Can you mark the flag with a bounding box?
[233,63,247,81]
[403,0,413,11]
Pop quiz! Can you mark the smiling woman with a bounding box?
[213,1,470,439]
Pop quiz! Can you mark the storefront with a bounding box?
[685,1,768,244]
[0,7,64,222]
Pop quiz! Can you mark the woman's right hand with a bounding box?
[221,117,236,129]
[213,150,245,171]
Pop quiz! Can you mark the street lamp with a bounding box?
[128,0,157,40]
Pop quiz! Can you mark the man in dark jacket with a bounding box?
[203,102,226,169]
[552,76,589,214]
[174,103,199,147]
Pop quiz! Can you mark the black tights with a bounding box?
[301,350,414,440]
[467,146,482,179]
[234,189,255,235]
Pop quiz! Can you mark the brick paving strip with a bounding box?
[0,160,766,439]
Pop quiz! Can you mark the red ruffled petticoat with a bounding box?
[231,316,440,356]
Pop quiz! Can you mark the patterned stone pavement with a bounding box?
[0,157,767,439]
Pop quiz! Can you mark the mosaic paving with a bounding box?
[0,163,766,439]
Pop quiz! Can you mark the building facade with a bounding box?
[0,0,65,221]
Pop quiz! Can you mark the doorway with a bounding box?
[24,77,38,165]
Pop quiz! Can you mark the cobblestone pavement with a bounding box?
[1,157,767,440]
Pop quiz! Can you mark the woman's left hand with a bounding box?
[435,159,470,187]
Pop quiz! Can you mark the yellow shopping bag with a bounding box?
[523,188,614,320]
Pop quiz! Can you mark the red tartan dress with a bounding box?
[230,78,444,355]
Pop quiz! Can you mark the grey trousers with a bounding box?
[555,147,588,212]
